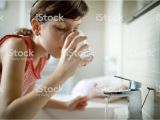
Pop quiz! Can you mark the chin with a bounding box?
[51,52,61,58]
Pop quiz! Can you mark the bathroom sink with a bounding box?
[33,95,129,120]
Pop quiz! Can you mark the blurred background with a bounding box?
[0,0,160,119]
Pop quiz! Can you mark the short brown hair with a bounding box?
[16,0,89,38]
[30,0,89,23]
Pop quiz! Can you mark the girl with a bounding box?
[0,0,92,119]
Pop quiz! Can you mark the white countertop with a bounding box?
[34,94,129,119]
[51,94,128,108]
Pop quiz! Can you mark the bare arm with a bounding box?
[0,32,91,119]
[43,99,68,110]
[2,71,66,119]
[44,96,88,111]
[0,38,66,119]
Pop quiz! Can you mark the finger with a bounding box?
[81,55,94,63]
[81,96,88,101]
[79,102,87,106]
[71,43,89,63]
[78,98,88,106]
[71,96,85,106]
[79,57,93,67]
[68,36,87,50]
[76,106,86,111]
[63,32,79,48]
[74,44,89,54]
[79,58,93,68]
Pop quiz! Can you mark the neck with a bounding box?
[32,35,48,61]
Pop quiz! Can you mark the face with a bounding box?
[37,18,82,58]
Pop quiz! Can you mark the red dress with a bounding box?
[0,35,47,95]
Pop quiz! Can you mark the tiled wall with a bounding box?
[122,4,160,119]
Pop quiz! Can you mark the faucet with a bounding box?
[104,76,142,120]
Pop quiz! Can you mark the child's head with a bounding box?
[29,0,88,58]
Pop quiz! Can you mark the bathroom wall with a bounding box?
[122,4,160,119]
[0,0,34,37]
[74,1,105,80]
[104,0,123,76]
[0,1,20,36]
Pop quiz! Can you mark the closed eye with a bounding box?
[55,26,67,31]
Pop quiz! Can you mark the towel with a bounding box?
[72,76,129,99]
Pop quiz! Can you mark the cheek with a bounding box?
[41,37,61,58]
[39,25,68,58]
[40,32,64,58]
[41,35,57,51]
[41,28,59,49]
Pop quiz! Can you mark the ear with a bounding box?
[31,18,41,36]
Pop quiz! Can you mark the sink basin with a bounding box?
[33,95,129,120]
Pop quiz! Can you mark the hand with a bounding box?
[55,32,93,78]
[65,96,88,111]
